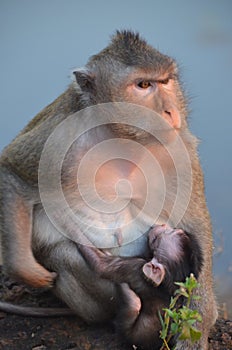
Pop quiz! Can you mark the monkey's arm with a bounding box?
[77,243,145,285]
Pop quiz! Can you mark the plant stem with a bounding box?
[163,338,171,350]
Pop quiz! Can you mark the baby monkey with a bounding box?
[78,224,203,350]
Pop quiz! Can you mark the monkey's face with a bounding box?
[74,66,184,143]
[148,224,186,264]
[141,225,188,290]
[73,33,187,141]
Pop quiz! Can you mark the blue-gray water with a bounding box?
[0,0,231,314]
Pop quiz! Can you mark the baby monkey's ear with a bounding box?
[142,257,165,286]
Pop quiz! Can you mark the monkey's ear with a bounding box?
[142,257,165,286]
[73,68,95,92]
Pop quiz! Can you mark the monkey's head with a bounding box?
[142,225,203,291]
[73,30,187,140]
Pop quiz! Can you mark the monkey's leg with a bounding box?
[0,168,56,288]
[39,240,117,323]
[116,284,162,349]
[116,283,141,328]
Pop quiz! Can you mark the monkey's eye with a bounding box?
[159,78,170,85]
[137,80,152,89]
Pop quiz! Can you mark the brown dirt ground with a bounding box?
[0,266,231,350]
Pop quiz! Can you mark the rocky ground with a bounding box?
[0,266,231,350]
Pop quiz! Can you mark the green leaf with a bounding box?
[169,296,179,309]
[170,322,179,335]
[158,310,165,328]
[165,309,175,318]
[174,288,189,298]
[183,309,202,322]
[179,307,192,320]
[189,327,202,342]
[179,323,191,340]
[175,282,186,288]
[187,319,198,326]
[186,275,200,292]
[160,327,168,340]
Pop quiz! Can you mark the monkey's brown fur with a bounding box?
[0,31,217,349]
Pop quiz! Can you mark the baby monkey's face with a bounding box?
[148,224,187,264]
[142,224,187,287]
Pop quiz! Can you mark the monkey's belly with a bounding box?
[73,203,154,255]
[33,201,165,257]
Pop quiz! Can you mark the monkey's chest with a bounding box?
[67,159,166,255]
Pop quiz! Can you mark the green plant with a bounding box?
[159,273,202,350]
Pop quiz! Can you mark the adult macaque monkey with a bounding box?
[0,31,217,349]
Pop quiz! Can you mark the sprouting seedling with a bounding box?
[159,273,202,350]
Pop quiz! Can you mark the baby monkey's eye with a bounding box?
[137,80,152,89]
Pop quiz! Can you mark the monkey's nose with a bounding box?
[162,106,181,129]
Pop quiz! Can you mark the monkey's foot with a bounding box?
[7,261,57,289]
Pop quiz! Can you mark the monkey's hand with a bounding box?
[77,243,112,271]
[77,243,136,282]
